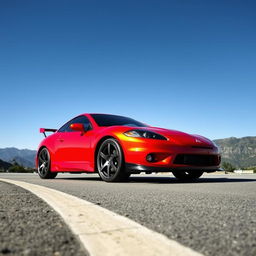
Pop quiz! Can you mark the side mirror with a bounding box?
[70,123,85,132]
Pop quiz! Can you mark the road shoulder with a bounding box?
[0,178,202,256]
[0,181,87,256]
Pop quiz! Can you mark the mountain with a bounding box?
[0,148,37,168]
[213,136,256,168]
[0,159,12,170]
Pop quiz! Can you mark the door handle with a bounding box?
[58,138,64,142]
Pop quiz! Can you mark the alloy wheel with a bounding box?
[97,140,122,180]
[96,138,131,182]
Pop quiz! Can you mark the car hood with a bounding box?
[141,127,214,147]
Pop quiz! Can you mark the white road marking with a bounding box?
[0,178,203,256]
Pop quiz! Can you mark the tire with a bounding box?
[96,138,129,182]
[38,148,58,179]
[172,170,203,181]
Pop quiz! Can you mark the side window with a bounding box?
[69,116,91,131]
[58,121,72,132]
[58,116,91,133]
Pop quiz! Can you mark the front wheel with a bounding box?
[172,170,203,181]
[97,138,128,182]
[38,148,57,179]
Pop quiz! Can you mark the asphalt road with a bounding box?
[0,181,86,256]
[0,172,255,256]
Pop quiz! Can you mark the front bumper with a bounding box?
[125,163,222,173]
[117,135,221,173]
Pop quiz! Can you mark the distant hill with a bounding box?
[0,159,12,170]
[0,148,36,168]
[213,136,256,168]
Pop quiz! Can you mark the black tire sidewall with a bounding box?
[38,148,57,179]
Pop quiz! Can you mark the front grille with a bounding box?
[174,154,219,166]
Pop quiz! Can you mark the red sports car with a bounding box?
[36,113,221,182]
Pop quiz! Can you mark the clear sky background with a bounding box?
[0,0,255,150]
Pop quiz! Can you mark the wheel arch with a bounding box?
[37,145,47,155]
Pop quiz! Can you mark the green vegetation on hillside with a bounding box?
[7,164,35,173]
[221,162,236,172]
[0,159,36,173]
[0,159,12,171]
[214,136,256,168]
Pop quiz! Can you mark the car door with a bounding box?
[55,116,93,171]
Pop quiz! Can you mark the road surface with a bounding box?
[0,173,255,256]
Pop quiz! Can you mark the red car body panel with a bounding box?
[36,113,221,173]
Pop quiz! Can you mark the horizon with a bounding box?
[0,1,255,149]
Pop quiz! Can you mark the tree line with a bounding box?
[0,160,36,173]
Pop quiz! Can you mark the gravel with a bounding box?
[0,181,87,256]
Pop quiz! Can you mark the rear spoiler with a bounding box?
[40,128,57,138]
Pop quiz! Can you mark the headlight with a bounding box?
[124,130,167,140]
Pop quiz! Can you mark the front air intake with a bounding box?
[174,154,219,166]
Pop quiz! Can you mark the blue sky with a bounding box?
[0,0,255,149]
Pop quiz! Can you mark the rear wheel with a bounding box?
[38,148,57,179]
[97,138,129,182]
[172,170,203,181]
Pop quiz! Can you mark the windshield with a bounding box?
[91,114,147,127]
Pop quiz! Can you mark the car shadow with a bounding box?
[127,176,256,184]
[57,175,256,184]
